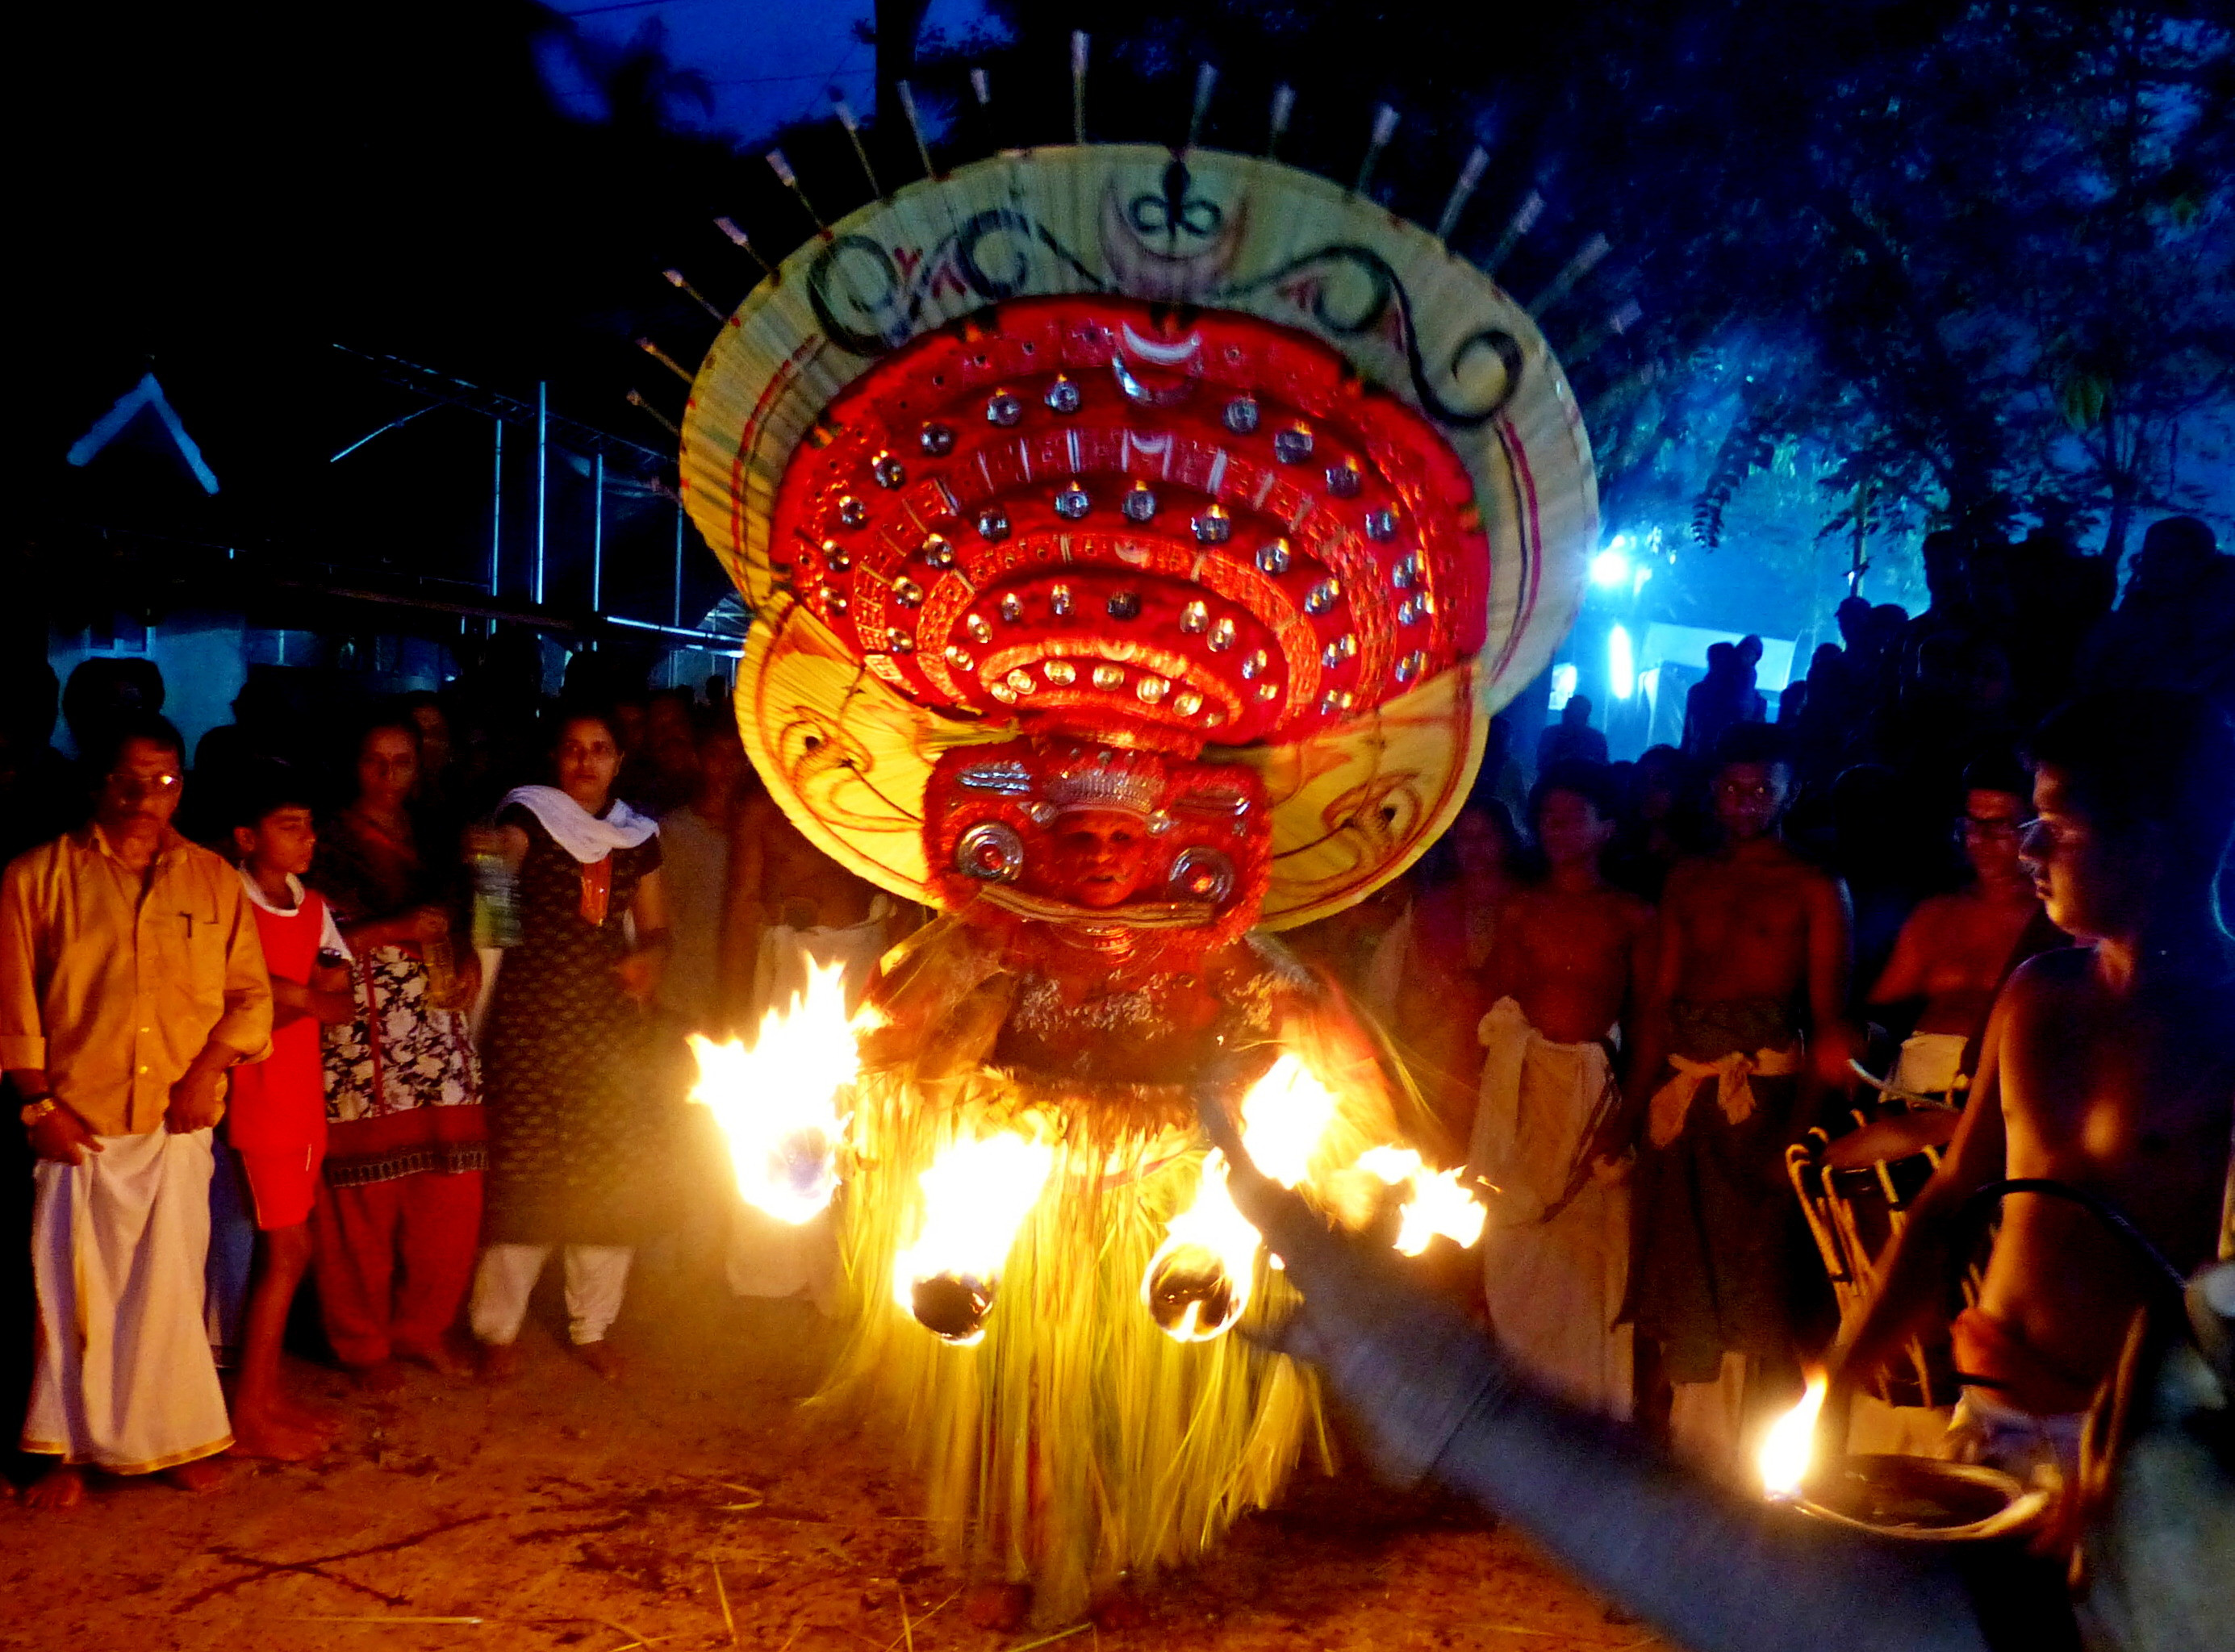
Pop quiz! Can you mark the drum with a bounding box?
[1787,1113,1970,1409]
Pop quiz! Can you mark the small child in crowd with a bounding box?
[227,766,356,1459]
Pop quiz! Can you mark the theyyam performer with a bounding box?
[675,67,1594,1624]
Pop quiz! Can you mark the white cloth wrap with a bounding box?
[23,1128,232,1472]
[1890,1030,1969,1098]
[726,902,892,1309]
[498,786,658,863]
[1468,997,1632,1418]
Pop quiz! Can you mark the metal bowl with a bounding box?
[1794,1454,2053,1544]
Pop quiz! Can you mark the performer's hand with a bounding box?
[27,1107,102,1166]
[165,1067,227,1133]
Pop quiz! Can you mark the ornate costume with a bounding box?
[678,127,1593,1618]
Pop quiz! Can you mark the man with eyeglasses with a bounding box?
[1863,752,2060,1105]
[0,713,272,1508]
[1621,723,1853,1473]
[1830,690,2235,1480]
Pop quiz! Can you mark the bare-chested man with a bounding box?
[1864,753,2054,1104]
[719,789,900,1304]
[1472,761,1652,1413]
[1623,724,1852,1466]
[1829,691,2235,1479]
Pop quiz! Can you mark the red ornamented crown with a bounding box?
[769,296,1490,758]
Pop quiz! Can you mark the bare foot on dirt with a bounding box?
[574,1341,625,1383]
[352,1359,410,1395]
[477,1340,522,1383]
[396,1337,473,1379]
[963,1583,1031,1633]
[23,1466,84,1512]
[229,1408,330,1462]
[161,1458,228,1494]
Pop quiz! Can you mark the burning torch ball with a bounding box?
[1145,1245,1242,1341]
[910,1272,996,1343]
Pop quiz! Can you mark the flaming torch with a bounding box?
[1143,1053,1343,1342]
[687,960,861,1225]
[1758,1374,1828,1500]
[893,1131,1055,1345]
[1354,1146,1489,1256]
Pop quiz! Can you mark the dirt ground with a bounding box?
[0,1250,1670,1652]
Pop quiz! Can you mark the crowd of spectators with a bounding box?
[0,511,2227,1516]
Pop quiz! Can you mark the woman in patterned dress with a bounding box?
[309,711,487,1390]
[469,710,669,1381]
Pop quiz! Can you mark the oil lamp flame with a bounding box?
[1143,1153,1263,1341]
[687,960,861,1225]
[1759,1375,1828,1500]
[894,1132,1055,1345]
[1354,1146,1488,1256]
[1144,1053,1345,1343]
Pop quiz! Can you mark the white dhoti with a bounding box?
[1469,998,1632,1418]
[725,903,891,1311]
[1890,1030,1969,1100]
[23,1128,232,1473]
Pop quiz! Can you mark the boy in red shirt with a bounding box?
[228,773,354,1459]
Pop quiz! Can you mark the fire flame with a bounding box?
[1355,1146,1489,1256]
[1758,1374,1828,1500]
[892,1131,1055,1345]
[1143,1053,1345,1342]
[687,960,861,1225]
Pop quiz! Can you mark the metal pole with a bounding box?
[591,453,605,612]
[488,417,503,596]
[533,381,548,606]
[672,500,684,628]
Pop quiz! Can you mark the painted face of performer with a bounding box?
[554,715,622,816]
[1038,808,1156,908]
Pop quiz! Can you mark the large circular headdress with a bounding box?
[683,136,1594,930]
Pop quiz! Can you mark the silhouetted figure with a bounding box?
[1681,642,1764,760]
[2081,515,2235,708]
[1537,694,1610,770]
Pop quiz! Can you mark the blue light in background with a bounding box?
[1608,624,1635,699]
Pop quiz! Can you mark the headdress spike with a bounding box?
[1353,104,1400,197]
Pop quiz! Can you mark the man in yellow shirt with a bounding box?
[0,714,272,1508]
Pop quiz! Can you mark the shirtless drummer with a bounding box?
[1862,750,2057,1103]
[1829,690,2235,1478]
[1622,724,1853,1468]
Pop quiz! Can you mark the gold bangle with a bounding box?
[19,1098,57,1128]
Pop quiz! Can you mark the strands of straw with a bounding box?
[712,1559,739,1648]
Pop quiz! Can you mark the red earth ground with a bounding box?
[0,1249,1670,1652]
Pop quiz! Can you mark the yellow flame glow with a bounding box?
[1759,1375,1828,1499]
[1141,1152,1266,1341]
[687,960,860,1225]
[1142,1052,1347,1342]
[1355,1146,1489,1255]
[892,1131,1055,1340]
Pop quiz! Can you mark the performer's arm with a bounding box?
[1203,1099,1998,1652]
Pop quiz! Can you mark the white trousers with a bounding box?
[469,1243,633,1345]
[24,1128,232,1473]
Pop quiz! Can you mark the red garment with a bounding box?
[239,1144,318,1231]
[228,889,332,1160]
[310,1170,482,1367]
